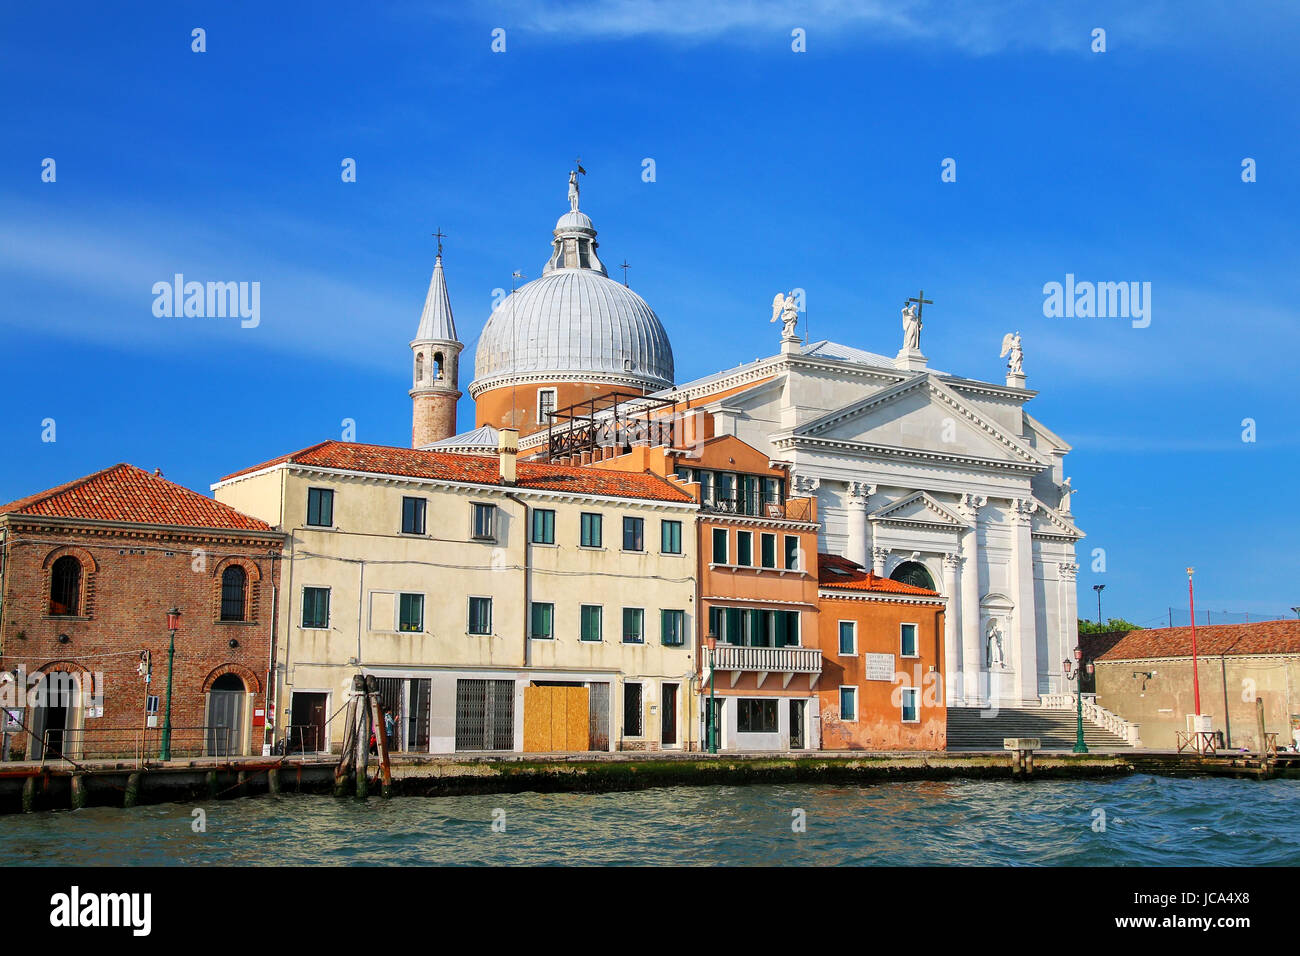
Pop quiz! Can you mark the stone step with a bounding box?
[944,706,1133,749]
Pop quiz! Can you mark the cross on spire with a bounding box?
[432,228,447,257]
[619,260,630,286]
[907,289,933,321]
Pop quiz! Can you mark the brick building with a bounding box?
[0,464,284,760]
[816,554,947,750]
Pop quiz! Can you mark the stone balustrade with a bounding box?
[1038,693,1142,747]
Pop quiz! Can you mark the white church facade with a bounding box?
[411,170,1083,710]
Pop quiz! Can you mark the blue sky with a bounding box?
[2,1,1298,627]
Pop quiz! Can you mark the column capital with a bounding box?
[1058,561,1079,580]
[943,552,963,570]
[845,480,876,503]
[791,472,821,495]
[958,493,987,517]
[1010,497,1039,522]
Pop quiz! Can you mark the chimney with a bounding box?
[498,428,518,486]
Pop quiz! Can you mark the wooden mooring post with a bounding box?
[124,772,142,808]
[366,675,393,798]
[332,676,363,797]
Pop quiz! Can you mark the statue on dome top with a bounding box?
[568,170,580,213]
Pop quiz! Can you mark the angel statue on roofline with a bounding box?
[770,292,800,339]
[1000,331,1024,374]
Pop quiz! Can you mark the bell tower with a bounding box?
[410,234,462,447]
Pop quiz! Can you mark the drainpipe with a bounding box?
[264,565,278,756]
[504,492,529,668]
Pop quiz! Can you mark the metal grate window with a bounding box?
[220,565,247,621]
[455,679,515,751]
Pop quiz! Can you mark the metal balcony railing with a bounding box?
[711,644,822,674]
[700,497,812,522]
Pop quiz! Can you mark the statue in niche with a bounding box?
[986,618,1006,669]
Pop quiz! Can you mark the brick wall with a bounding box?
[0,520,283,759]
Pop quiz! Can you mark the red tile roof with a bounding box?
[0,464,273,531]
[818,553,941,597]
[1097,621,1300,661]
[221,441,694,503]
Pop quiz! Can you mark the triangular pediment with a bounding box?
[869,491,969,528]
[793,375,1049,471]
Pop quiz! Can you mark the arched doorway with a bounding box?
[206,673,247,757]
[890,560,936,591]
[30,672,80,760]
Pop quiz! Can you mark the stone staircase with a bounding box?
[947,706,1135,750]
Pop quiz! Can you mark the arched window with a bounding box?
[415,352,424,383]
[220,565,247,621]
[890,560,935,591]
[49,555,82,616]
[433,351,445,380]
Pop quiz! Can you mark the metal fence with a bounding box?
[33,725,240,767]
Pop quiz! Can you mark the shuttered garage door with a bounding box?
[455,679,516,751]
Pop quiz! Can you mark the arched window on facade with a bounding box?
[49,555,82,616]
[890,560,936,592]
[414,352,424,383]
[433,351,445,381]
[220,565,248,622]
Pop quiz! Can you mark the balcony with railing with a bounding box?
[707,643,823,689]
[700,495,814,523]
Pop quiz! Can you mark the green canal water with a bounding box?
[3,774,1297,866]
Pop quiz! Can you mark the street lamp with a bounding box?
[160,607,181,761]
[1063,645,1094,754]
[1092,583,1105,626]
[1186,568,1202,718]
[704,633,718,754]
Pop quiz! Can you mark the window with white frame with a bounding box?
[472,503,496,541]
[838,621,857,656]
[901,687,920,723]
[900,622,919,657]
[468,596,492,635]
[398,593,424,632]
[537,388,557,424]
[840,685,858,722]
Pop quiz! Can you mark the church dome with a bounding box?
[470,178,674,397]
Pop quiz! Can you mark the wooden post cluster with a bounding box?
[332,674,392,799]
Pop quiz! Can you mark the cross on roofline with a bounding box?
[619,260,630,286]
[432,228,447,257]
[907,289,933,320]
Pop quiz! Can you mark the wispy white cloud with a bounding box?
[468,0,1240,55]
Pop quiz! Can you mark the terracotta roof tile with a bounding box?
[1097,621,1300,660]
[221,441,694,504]
[818,553,941,596]
[0,464,272,532]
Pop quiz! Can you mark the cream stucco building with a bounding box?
[213,435,699,754]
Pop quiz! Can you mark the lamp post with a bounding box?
[1092,583,1105,626]
[159,607,181,761]
[1186,568,1202,717]
[704,633,718,754]
[1063,645,1093,754]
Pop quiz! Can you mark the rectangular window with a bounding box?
[840,686,858,722]
[762,476,782,511]
[784,535,800,570]
[537,388,557,424]
[736,531,753,567]
[580,605,602,642]
[739,475,760,516]
[530,602,554,640]
[401,496,427,535]
[398,593,424,633]
[760,533,776,568]
[839,621,857,656]
[661,519,682,555]
[302,587,330,629]
[736,698,779,734]
[699,470,715,506]
[900,623,918,657]
[472,503,496,541]
[661,609,685,646]
[901,688,920,723]
[711,527,728,564]
[468,597,492,635]
[306,488,334,527]
[580,512,603,548]
[623,516,644,552]
[622,607,644,644]
[623,683,643,737]
[531,508,555,545]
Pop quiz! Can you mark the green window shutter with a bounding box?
[761,534,776,568]
[725,607,742,644]
[712,528,728,563]
[775,609,789,647]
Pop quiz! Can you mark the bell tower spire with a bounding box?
[410,231,463,447]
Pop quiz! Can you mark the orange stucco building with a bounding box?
[816,555,947,750]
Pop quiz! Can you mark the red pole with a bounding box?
[1187,568,1202,716]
